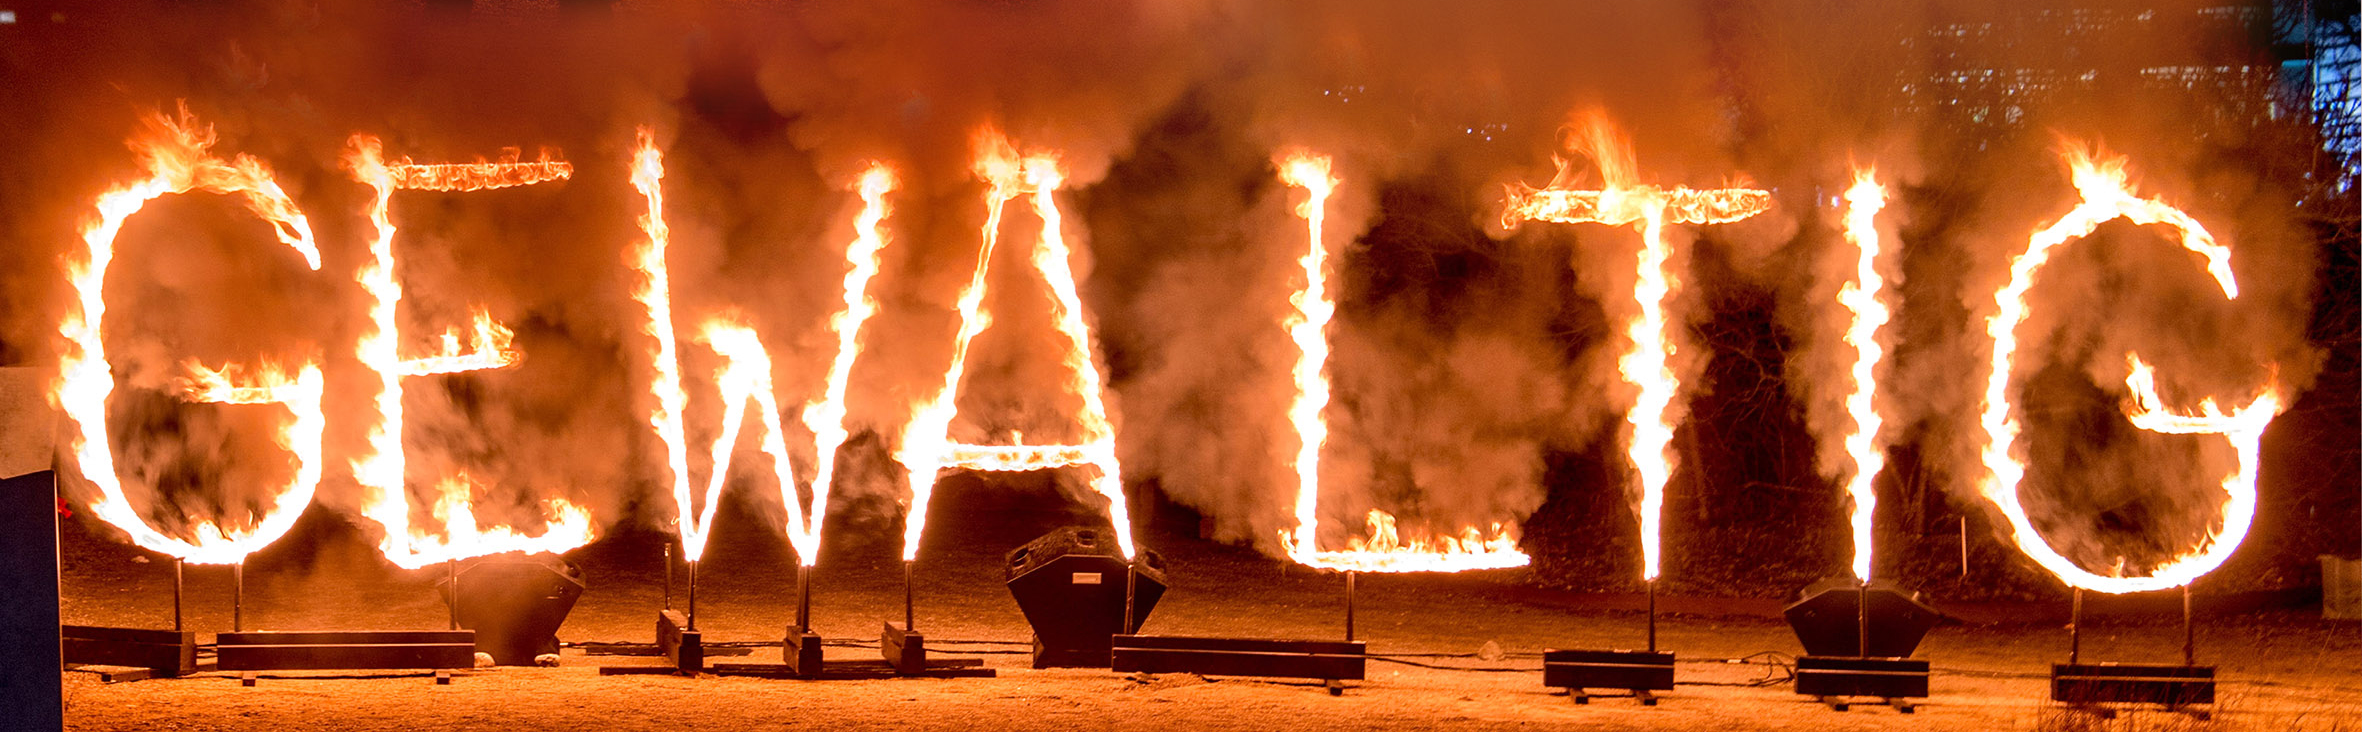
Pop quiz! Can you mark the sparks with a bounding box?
[54,106,326,565]
[896,130,1135,562]
[1974,147,2283,593]
[1500,116,1772,581]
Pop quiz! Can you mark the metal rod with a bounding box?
[1646,578,1658,654]
[1122,559,1139,635]
[2070,586,2083,665]
[663,542,673,611]
[447,560,461,631]
[1958,516,1969,578]
[233,561,245,633]
[796,563,812,631]
[1345,571,1357,642]
[687,560,699,631]
[902,559,915,632]
[2182,584,2195,667]
[172,558,184,633]
[1858,575,1871,658]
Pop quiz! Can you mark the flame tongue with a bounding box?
[1975,149,2282,593]
[1839,172,1892,582]
[897,131,1135,562]
[1499,118,1771,582]
[56,107,326,564]
[346,134,588,570]
[1277,153,1529,574]
[627,128,709,561]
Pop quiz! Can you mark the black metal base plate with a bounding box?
[1543,649,1675,702]
[1111,635,1366,686]
[1795,656,1930,702]
[62,625,198,678]
[2052,664,2215,707]
[217,631,476,674]
[707,658,995,680]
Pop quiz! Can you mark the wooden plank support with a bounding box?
[216,630,476,679]
[709,658,993,680]
[658,609,702,673]
[1111,635,1366,693]
[1542,649,1675,705]
[1795,656,1930,710]
[2052,664,2215,707]
[61,625,196,678]
[784,627,823,677]
[881,622,925,675]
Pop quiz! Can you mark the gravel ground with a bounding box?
[53,493,2362,731]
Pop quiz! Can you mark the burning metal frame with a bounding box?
[31,84,2317,719]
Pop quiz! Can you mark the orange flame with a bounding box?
[1500,116,1772,581]
[625,128,709,561]
[1839,171,1891,581]
[896,130,1135,561]
[1974,148,2282,593]
[1274,153,1528,573]
[54,106,326,564]
[382,148,572,192]
[689,319,800,566]
[789,163,898,566]
[346,134,588,570]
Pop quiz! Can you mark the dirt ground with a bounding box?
[52,493,2362,731]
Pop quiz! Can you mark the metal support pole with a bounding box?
[1958,516,1969,579]
[1345,571,1358,642]
[233,561,245,633]
[796,563,812,631]
[1646,578,1658,654]
[2070,586,2083,665]
[447,560,461,631]
[687,560,699,632]
[902,560,915,632]
[2182,584,2195,667]
[1858,576,1870,658]
[172,558,184,633]
[663,542,673,611]
[1122,558,1139,635]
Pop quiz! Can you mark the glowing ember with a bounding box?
[1974,148,2282,594]
[1838,171,1892,582]
[896,130,1135,561]
[346,134,588,570]
[54,106,327,565]
[1501,117,1772,581]
[1273,153,1528,573]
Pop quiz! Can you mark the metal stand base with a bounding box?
[882,622,925,675]
[2051,663,2215,713]
[61,625,199,679]
[1111,635,1366,694]
[1795,656,1929,710]
[1544,649,1675,705]
[785,627,824,677]
[657,609,703,673]
[218,630,476,685]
